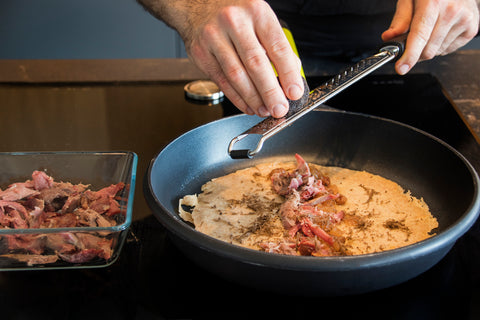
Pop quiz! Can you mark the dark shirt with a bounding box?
[267,0,397,63]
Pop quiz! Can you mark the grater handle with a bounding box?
[379,33,408,61]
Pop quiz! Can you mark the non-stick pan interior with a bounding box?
[150,110,478,234]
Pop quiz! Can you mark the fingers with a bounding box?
[188,27,255,116]
[383,0,479,76]
[440,29,475,55]
[438,3,480,55]
[254,5,304,102]
[381,0,417,74]
[227,10,290,117]
[396,0,439,75]
[225,1,304,118]
[185,0,304,118]
[381,0,413,41]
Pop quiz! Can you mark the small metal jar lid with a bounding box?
[184,80,224,101]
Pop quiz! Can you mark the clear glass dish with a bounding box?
[0,151,137,270]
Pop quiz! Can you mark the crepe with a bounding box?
[179,155,438,256]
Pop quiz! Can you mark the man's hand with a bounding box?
[382,0,480,75]
[139,0,304,118]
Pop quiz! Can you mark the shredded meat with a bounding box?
[0,171,127,266]
[262,154,347,256]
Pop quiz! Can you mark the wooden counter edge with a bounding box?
[0,58,206,83]
[0,50,478,84]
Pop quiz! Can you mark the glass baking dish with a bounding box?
[0,151,137,270]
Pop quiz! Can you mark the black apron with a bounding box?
[267,0,397,63]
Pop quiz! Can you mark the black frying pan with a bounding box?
[144,110,480,296]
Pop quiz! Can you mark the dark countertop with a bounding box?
[1,51,479,133]
[302,50,480,137]
[0,54,479,319]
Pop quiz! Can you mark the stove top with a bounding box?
[0,74,478,320]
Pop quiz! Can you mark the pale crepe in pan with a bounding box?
[180,160,438,256]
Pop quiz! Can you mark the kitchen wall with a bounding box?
[0,0,478,60]
[0,0,187,59]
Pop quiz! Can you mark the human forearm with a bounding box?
[136,0,195,39]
